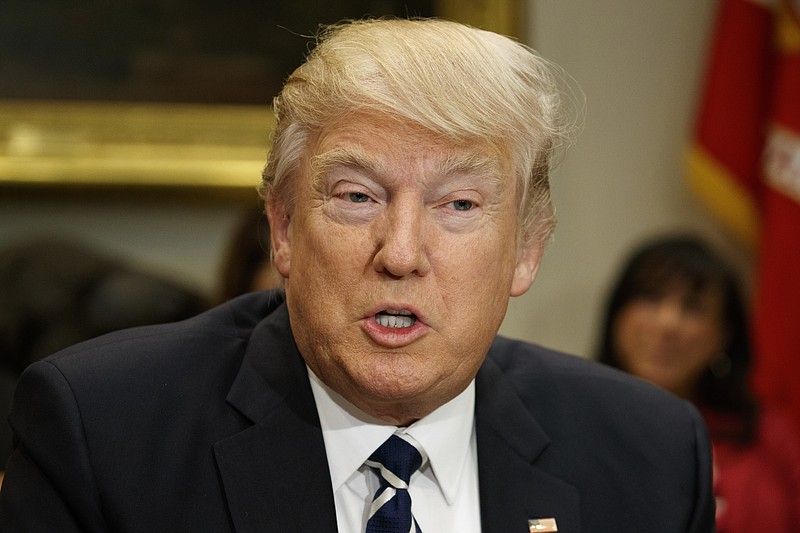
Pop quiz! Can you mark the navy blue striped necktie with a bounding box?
[364,433,426,533]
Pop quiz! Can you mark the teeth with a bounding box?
[376,311,416,328]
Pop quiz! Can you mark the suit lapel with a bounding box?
[214,303,338,533]
[476,356,582,533]
[212,299,582,532]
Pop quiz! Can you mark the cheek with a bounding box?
[299,213,364,261]
[435,240,517,331]
[684,320,726,359]
[611,309,647,365]
[439,244,510,293]
[449,224,517,273]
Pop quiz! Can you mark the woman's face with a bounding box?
[612,284,727,399]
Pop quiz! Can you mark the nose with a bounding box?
[372,199,431,278]
[652,299,683,331]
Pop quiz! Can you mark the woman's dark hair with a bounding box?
[596,234,757,442]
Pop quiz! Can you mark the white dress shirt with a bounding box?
[308,368,482,533]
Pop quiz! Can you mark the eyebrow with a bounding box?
[310,146,379,185]
[309,145,504,189]
[435,152,505,189]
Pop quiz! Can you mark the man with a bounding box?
[0,18,714,532]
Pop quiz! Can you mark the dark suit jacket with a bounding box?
[0,291,714,532]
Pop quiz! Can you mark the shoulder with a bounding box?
[20,290,287,408]
[482,337,714,531]
[487,335,667,397]
[485,336,703,438]
[484,337,714,531]
[3,291,289,531]
[10,290,289,464]
[44,290,283,375]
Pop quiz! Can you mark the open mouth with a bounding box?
[375,309,417,328]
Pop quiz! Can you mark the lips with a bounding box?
[375,309,417,329]
[362,304,428,347]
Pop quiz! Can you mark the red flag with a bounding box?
[688,0,800,430]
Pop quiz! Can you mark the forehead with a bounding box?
[635,279,725,311]
[307,113,511,186]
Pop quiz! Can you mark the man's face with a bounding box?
[268,114,542,424]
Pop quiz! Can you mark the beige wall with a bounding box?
[0,1,749,358]
[499,0,750,356]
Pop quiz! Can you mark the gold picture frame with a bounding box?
[0,0,524,201]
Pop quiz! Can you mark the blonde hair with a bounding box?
[260,18,573,246]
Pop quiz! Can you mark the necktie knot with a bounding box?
[366,434,425,487]
[364,433,426,533]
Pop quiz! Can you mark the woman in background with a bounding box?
[596,234,800,533]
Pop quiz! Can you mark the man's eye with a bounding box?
[348,192,371,203]
[451,199,474,211]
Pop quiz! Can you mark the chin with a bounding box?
[360,367,430,398]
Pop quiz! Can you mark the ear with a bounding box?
[266,198,292,278]
[510,237,545,297]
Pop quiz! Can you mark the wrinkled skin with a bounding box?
[268,114,543,425]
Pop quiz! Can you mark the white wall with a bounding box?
[498,0,750,356]
[0,1,749,358]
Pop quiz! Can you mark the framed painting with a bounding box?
[0,0,524,200]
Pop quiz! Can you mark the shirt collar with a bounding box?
[308,367,476,505]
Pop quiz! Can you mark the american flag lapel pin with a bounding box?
[528,517,558,532]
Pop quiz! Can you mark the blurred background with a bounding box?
[0,0,756,357]
[504,1,735,356]
[5,0,800,515]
